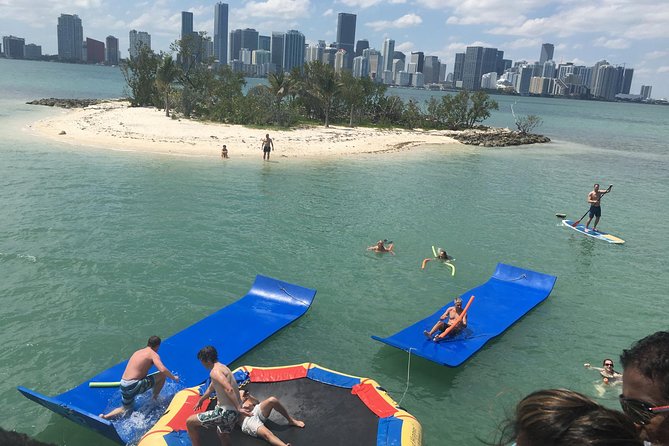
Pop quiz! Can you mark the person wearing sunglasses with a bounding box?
[620,331,669,445]
[494,388,642,446]
[584,358,623,384]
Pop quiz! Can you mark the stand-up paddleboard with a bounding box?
[562,219,625,244]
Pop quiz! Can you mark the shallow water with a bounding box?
[1,59,668,445]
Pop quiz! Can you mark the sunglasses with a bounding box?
[604,363,614,367]
[619,396,669,425]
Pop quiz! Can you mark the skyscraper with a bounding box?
[105,35,119,65]
[57,14,83,61]
[85,38,105,64]
[283,30,305,72]
[271,32,284,71]
[181,11,194,38]
[410,52,424,73]
[258,35,270,51]
[540,43,554,64]
[336,13,356,68]
[462,46,498,90]
[640,85,652,99]
[214,2,228,64]
[423,56,440,84]
[382,38,395,72]
[355,39,368,57]
[453,53,465,83]
[129,30,151,58]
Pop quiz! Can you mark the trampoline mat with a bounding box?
[197,378,379,446]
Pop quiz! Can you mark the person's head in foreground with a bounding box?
[495,388,642,446]
[620,331,669,445]
[454,296,462,308]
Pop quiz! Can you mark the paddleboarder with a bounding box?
[585,183,612,231]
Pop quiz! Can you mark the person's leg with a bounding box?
[152,373,166,400]
[425,321,445,337]
[186,414,204,446]
[593,215,600,230]
[99,406,126,420]
[259,397,304,427]
[256,425,290,446]
[216,430,232,446]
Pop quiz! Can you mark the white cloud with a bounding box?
[237,0,312,20]
[658,66,669,73]
[322,8,333,16]
[338,0,382,7]
[395,41,415,52]
[504,38,541,50]
[646,51,669,59]
[594,37,630,50]
[366,13,422,31]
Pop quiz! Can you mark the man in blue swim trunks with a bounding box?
[100,336,179,419]
[187,346,251,446]
[585,183,612,231]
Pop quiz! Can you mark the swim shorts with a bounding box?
[120,375,155,407]
[197,406,239,434]
[263,146,271,153]
[589,205,601,218]
[241,404,267,437]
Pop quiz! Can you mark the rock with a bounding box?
[26,98,104,108]
[450,128,551,147]
[58,130,66,135]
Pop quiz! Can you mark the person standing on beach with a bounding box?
[187,346,250,446]
[585,183,612,231]
[221,145,228,159]
[261,134,274,160]
[100,336,179,420]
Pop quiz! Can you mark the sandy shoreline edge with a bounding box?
[28,101,467,159]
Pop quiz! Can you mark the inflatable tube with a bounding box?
[437,295,474,339]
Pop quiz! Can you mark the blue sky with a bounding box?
[1,0,668,98]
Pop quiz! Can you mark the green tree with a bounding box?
[265,71,294,125]
[339,71,364,127]
[305,62,341,127]
[465,90,499,128]
[155,54,180,117]
[121,45,159,107]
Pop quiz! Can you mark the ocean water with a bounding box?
[1,59,668,446]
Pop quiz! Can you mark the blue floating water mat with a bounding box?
[372,263,556,367]
[18,275,316,444]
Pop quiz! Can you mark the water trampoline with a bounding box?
[18,275,316,444]
[138,363,421,446]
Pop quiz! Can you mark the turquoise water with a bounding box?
[1,59,668,445]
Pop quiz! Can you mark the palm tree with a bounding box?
[156,54,179,117]
[339,71,364,127]
[308,63,341,127]
[265,71,293,125]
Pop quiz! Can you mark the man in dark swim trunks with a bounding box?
[261,134,274,160]
[100,336,179,419]
[585,183,612,231]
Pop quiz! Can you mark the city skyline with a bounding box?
[0,0,667,98]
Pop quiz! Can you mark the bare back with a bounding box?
[211,362,242,411]
[122,347,156,380]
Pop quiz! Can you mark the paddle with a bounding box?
[572,184,612,227]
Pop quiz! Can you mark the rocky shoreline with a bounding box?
[449,127,551,147]
[27,98,106,108]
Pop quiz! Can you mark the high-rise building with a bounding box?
[592,63,618,100]
[462,46,498,90]
[229,29,241,61]
[181,11,194,38]
[305,45,322,63]
[283,30,305,72]
[355,39,368,57]
[516,65,533,95]
[252,49,271,65]
[85,38,105,64]
[2,35,25,59]
[540,43,554,64]
[334,49,347,73]
[352,55,369,78]
[214,2,228,64]
[57,14,83,61]
[271,32,284,71]
[241,28,259,53]
[453,53,465,83]
[640,85,652,99]
[621,68,634,94]
[336,13,356,68]
[258,35,270,51]
[24,43,41,60]
[410,51,424,73]
[105,36,118,65]
[542,60,556,78]
[423,56,440,84]
[128,30,151,58]
[322,47,337,67]
[381,38,395,72]
[439,64,447,83]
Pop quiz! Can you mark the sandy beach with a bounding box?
[29,101,465,159]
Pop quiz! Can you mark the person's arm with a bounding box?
[439,307,452,321]
[194,381,214,411]
[152,352,179,382]
[462,312,468,327]
[583,363,605,372]
[270,140,274,150]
